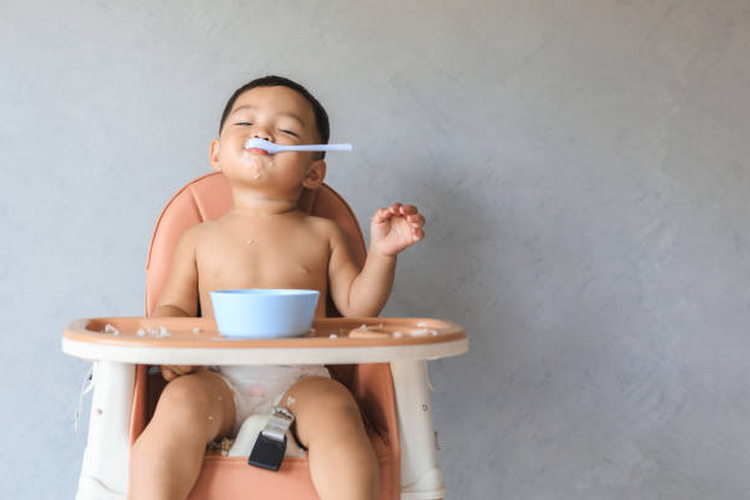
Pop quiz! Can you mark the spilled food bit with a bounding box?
[103,324,120,336]
[135,326,172,338]
[413,328,438,337]
[207,437,234,457]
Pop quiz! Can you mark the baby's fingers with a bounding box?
[373,207,393,223]
[160,365,177,381]
[160,364,194,382]
[407,213,426,227]
[399,204,419,216]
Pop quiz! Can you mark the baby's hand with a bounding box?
[370,203,425,257]
[160,365,198,382]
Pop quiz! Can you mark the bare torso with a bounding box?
[194,209,332,318]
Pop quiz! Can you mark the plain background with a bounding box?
[2,1,749,498]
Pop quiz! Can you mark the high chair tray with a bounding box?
[63,317,468,365]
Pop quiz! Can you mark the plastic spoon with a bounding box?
[244,137,353,154]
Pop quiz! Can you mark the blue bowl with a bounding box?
[210,289,320,339]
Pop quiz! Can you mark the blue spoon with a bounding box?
[244,137,353,154]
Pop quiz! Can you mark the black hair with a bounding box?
[219,75,330,158]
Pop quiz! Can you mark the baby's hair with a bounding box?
[219,75,330,158]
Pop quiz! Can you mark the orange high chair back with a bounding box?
[129,172,400,499]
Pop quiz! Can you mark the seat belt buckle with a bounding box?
[248,407,295,472]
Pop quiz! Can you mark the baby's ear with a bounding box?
[209,139,221,171]
[302,159,326,189]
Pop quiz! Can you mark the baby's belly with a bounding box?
[198,276,328,318]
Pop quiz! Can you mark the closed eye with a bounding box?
[280,129,299,137]
[235,121,252,126]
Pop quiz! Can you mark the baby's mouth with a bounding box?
[242,148,272,181]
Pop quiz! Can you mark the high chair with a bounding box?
[63,172,468,499]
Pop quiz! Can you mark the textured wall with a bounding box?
[1,1,749,498]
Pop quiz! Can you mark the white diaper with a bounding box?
[211,364,330,436]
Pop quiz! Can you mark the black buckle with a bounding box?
[247,407,295,472]
[248,433,287,471]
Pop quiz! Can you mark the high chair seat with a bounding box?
[63,172,468,500]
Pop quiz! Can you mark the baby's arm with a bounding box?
[152,226,200,318]
[328,203,425,317]
[152,226,201,380]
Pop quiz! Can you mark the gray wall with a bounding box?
[2,1,749,498]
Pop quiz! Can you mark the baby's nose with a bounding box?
[252,132,271,141]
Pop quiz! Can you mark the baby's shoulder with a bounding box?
[301,215,354,251]
[180,219,219,245]
[301,214,341,237]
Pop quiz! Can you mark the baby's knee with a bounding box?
[291,377,358,412]
[160,374,206,405]
[289,378,364,440]
[155,372,228,427]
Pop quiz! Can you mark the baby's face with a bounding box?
[210,86,325,196]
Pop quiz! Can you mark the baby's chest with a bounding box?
[196,234,330,286]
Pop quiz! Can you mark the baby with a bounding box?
[129,76,425,500]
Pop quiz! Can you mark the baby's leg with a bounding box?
[283,377,379,500]
[129,370,235,500]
